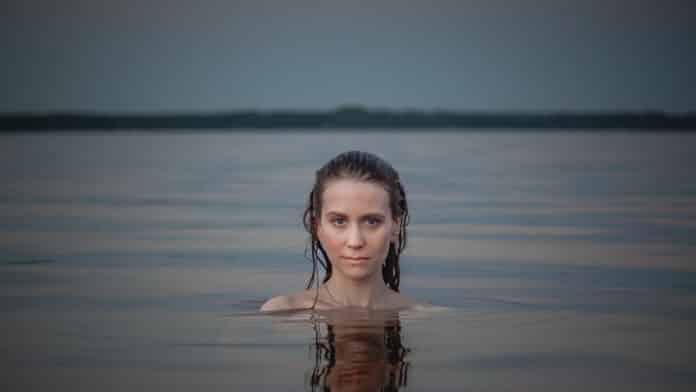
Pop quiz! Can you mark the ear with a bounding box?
[392,217,401,241]
[315,214,325,238]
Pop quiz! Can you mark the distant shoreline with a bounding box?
[2,108,695,131]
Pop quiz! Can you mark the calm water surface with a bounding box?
[2,130,696,391]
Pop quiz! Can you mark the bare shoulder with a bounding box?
[259,295,292,312]
[384,291,445,311]
[384,290,420,309]
[260,289,317,312]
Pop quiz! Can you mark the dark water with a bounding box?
[2,130,696,391]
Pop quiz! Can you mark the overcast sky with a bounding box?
[2,0,694,113]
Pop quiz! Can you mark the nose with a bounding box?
[346,224,366,249]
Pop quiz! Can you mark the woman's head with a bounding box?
[303,151,409,291]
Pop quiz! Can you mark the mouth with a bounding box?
[342,256,370,263]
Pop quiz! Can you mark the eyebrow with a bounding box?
[324,211,387,218]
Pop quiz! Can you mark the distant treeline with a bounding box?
[2,108,695,130]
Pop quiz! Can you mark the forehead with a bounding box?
[320,178,390,214]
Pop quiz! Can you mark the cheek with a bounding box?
[317,225,340,248]
[373,229,393,250]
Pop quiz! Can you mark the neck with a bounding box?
[325,274,388,308]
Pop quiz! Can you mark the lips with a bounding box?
[342,256,370,263]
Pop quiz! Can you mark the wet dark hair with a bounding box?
[303,150,409,292]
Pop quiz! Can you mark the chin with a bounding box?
[339,266,381,282]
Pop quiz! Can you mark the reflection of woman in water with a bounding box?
[309,319,410,392]
[261,151,417,311]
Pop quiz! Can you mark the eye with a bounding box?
[331,217,346,226]
[365,216,383,226]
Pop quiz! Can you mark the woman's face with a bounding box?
[317,178,399,284]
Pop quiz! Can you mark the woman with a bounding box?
[261,150,417,311]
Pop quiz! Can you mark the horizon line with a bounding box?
[2,107,695,116]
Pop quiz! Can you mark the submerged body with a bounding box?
[261,285,418,312]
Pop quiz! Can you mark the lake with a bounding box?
[2,130,696,391]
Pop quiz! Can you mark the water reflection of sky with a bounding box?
[2,131,696,390]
